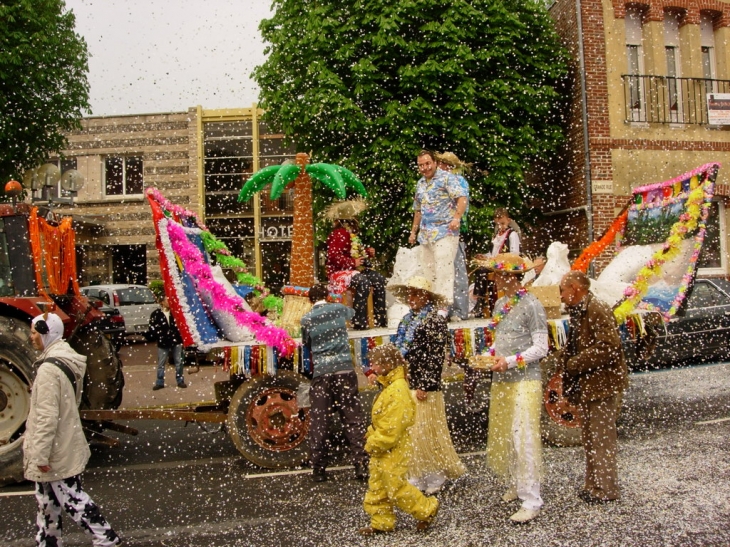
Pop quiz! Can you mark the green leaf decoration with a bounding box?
[306,163,346,199]
[238,165,281,202]
[270,163,301,199]
[335,165,368,197]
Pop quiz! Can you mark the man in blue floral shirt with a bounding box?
[409,150,467,313]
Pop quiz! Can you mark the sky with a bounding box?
[64,0,273,117]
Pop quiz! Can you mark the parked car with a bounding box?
[85,295,126,347]
[623,277,730,369]
[80,285,159,337]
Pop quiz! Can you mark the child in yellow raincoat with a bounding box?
[360,344,439,535]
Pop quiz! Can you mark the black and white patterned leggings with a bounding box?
[35,475,119,547]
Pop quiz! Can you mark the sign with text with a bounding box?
[707,93,730,125]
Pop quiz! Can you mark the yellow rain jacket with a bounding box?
[363,366,438,531]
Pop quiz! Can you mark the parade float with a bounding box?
[5,160,714,476]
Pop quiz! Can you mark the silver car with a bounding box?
[80,284,160,336]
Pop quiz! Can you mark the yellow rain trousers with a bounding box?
[363,366,439,532]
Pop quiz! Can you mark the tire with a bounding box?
[540,354,582,447]
[227,371,309,468]
[69,328,124,411]
[0,317,39,486]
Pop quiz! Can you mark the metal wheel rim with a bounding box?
[245,386,308,452]
[0,362,31,451]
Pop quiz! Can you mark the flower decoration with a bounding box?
[486,288,528,332]
[614,178,714,324]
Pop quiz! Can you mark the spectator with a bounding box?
[556,270,629,503]
[409,150,467,315]
[300,283,369,482]
[148,295,186,390]
[24,313,120,547]
[360,344,439,535]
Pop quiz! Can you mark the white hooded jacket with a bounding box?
[23,339,90,482]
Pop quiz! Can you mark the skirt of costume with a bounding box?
[407,390,466,480]
[486,379,543,484]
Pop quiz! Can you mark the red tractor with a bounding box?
[0,201,123,485]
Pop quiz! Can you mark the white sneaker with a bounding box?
[509,508,541,523]
[501,488,518,503]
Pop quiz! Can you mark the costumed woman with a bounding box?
[479,253,548,523]
[390,276,466,494]
[325,199,387,330]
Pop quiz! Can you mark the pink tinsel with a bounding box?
[147,187,208,232]
[165,220,296,357]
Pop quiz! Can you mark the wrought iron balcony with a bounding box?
[621,75,730,125]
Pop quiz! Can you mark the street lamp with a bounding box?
[24,162,85,207]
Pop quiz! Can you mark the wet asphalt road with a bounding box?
[1,362,729,547]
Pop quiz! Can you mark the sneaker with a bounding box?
[177,381,188,388]
[152,385,164,391]
[416,499,439,531]
[509,508,540,523]
[312,468,327,483]
[358,527,390,536]
[502,488,518,503]
[425,484,442,495]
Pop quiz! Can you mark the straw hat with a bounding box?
[324,198,368,221]
[435,151,473,173]
[472,253,534,274]
[388,276,447,307]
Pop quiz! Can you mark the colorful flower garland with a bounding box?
[614,179,714,324]
[486,288,528,332]
[165,219,296,357]
[481,288,529,371]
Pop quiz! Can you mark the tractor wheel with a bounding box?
[0,317,39,486]
[227,371,309,468]
[70,328,124,410]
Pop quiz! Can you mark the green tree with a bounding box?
[254,0,568,262]
[0,0,90,189]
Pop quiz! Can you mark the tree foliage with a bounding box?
[0,0,90,188]
[254,0,568,262]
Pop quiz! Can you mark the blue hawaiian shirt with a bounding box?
[413,168,467,244]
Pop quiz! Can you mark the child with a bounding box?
[360,344,439,535]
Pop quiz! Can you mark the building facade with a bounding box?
[37,106,295,290]
[544,0,730,275]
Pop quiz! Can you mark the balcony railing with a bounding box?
[621,75,730,125]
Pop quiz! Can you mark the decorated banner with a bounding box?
[612,163,719,323]
[146,188,295,356]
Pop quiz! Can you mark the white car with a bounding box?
[80,284,160,336]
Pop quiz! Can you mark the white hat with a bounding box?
[387,276,447,307]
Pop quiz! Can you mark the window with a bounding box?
[698,200,727,275]
[105,156,143,196]
[625,8,644,119]
[701,13,717,93]
[686,281,730,310]
[664,12,682,122]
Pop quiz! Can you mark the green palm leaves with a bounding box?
[237,162,367,202]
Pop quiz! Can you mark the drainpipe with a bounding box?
[576,0,595,261]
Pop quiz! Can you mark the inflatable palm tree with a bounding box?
[238,154,367,329]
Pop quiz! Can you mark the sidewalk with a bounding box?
[117,341,223,409]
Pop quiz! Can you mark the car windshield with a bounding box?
[117,287,157,305]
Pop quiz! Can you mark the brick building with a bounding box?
[33,106,295,290]
[543,0,730,275]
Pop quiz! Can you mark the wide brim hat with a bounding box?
[324,198,368,221]
[387,275,447,307]
[472,253,535,274]
[435,151,473,173]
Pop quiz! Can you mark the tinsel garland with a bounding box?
[486,288,528,332]
[165,219,296,356]
[614,180,713,324]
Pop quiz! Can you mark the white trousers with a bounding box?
[420,235,459,305]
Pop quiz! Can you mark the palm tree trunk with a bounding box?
[289,152,315,287]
